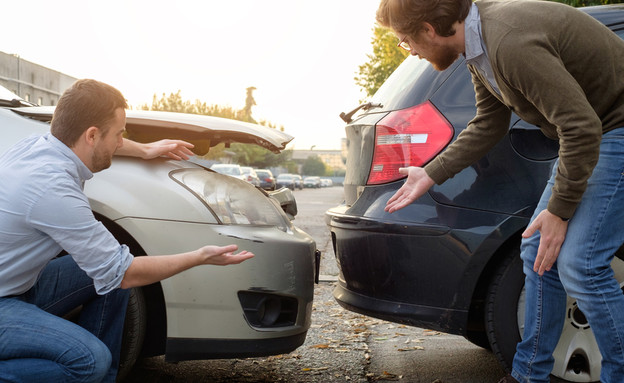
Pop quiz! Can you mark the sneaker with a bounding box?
[497,375,519,383]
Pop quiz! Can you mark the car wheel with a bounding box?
[485,246,524,374]
[116,287,147,382]
[486,245,624,382]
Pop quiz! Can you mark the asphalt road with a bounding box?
[125,186,506,383]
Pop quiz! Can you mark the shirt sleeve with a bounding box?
[425,66,511,184]
[494,33,602,219]
[27,178,133,295]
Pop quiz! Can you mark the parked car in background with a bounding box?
[240,166,261,187]
[303,176,321,188]
[292,174,303,190]
[0,86,319,381]
[326,6,624,383]
[209,163,245,181]
[320,178,333,187]
[276,173,297,190]
[255,169,276,191]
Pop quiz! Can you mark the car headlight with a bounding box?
[170,168,292,232]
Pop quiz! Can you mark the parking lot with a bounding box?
[125,186,504,383]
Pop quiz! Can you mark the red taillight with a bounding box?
[367,101,453,185]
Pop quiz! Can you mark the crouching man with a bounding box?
[0,79,254,383]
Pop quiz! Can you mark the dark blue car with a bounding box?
[326,6,624,382]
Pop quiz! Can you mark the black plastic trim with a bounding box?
[333,284,468,335]
[164,332,307,362]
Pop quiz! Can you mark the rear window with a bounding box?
[369,56,462,113]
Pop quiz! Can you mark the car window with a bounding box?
[369,55,462,113]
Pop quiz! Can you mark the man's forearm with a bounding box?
[115,138,195,160]
[120,251,201,289]
[119,245,254,289]
[115,138,146,158]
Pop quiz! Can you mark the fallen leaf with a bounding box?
[397,346,425,351]
[311,344,330,349]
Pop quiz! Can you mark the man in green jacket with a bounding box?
[377,0,624,382]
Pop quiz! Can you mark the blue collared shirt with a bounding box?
[464,3,500,95]
[0,133,133,297]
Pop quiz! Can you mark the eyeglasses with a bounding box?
[397,35,412,52]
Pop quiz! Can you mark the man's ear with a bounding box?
[84,126,100,147]
[421,22,436,38]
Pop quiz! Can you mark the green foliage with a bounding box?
[355,25,409,99]
[140,89,288,165]
[141,90,245,121]
[284,161,299,174]
[301,155,327,176]
[230,144,292,168]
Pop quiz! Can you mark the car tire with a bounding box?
[485,246,524,373]
[487,245,624,382]
[117,287,147,382]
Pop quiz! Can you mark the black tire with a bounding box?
[116,287,147,382]
[485,247,524,373]
[463,329,492,350]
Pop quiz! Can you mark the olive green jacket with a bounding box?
[424,0,624,219]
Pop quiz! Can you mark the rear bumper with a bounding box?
[325,183,520,335]
[327,206,470,334]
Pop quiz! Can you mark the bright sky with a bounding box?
[2,1,382,150]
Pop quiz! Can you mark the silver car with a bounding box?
[0,86,318,379]
[209,163,246,181]
[240,166,261,187]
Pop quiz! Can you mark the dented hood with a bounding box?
[11,106,293,155]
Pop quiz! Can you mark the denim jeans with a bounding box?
[511,128,624,383]
[0,255,129,383]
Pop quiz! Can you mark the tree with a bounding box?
[355,25,409,99]
[302,156,327,176]
[241,86,257,123]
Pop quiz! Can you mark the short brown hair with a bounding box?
[51,79,128,147]
[377,0,472,38]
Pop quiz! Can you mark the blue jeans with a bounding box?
[511,128,624,383]
[0,255,129,383]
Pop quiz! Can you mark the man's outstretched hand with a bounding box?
[385,167,435,213]
[199,244,255,266]
[142,139,195,160]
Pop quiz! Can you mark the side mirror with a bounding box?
[269,187,298,220]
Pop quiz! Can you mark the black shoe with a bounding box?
[497,375,519,383]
